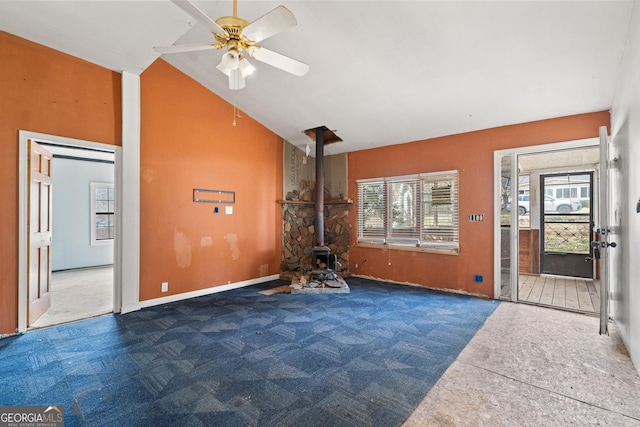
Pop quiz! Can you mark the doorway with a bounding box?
[495,139,601,314]
[18,131,122,331]
[30,142,116,328]
[540,172,593,278]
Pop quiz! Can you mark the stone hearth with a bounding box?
[288,245,349,294]
[289,271,350,294]
[280,181,351,274]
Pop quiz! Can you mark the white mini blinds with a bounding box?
[357,171,459,250]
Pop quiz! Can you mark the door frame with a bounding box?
[18,131,124,332]
[493,137,600,300]
[597,125,613,335]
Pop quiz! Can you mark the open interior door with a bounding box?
[596,126,612,335]
[28,140,53,325]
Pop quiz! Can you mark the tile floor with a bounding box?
[404,302,640,426]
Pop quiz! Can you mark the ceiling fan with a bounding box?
[154,0,309,90]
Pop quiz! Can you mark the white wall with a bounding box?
[609,0,640,373]
[52,156,115,270]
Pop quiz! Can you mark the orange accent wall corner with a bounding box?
[0,31,122,334]
[139,59,283,301]
[348,111,610,297]
[0,31,283,334]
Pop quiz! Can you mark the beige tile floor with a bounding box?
[404,302,640,426]
[30,265,113,329]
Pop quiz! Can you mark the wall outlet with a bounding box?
[161,282,168,292]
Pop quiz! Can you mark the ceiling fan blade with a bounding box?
[250,47,309,77]
[243,6,297,43]
[171,0,226,35]
[153,43,217,54]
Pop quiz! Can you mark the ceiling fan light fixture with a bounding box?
[229,69,245,90]
[216,61,230,76]
[221,50,240,70]
[239,57,256,77]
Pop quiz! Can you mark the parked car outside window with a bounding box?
[506,194,582,215]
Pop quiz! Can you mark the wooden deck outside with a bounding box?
[518,274,600,313]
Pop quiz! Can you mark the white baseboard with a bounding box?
[351,274,489,299]
[138,274,281,310]
[120,303,142,314]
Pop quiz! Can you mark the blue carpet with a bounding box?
[0,277,499,426]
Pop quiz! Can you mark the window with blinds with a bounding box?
[357,180,386,243]
[421,171,459,247]
[357,171,459,250]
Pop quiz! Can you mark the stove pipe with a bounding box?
[314,126,327,247]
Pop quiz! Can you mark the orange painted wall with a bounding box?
[348,111,610,297]
[0,31,122,334]
[0,29,609,333]
[139,59,283,301]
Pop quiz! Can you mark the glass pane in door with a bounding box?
[499,155,512,299]
[540,172,593,279]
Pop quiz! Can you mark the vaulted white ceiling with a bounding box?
[0,1,634,155]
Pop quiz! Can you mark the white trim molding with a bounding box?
[17,130,123,333]
[120,71,141,314]
[139,275,281,309]
[492,137,599,300]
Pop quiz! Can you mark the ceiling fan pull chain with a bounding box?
[232,86,239,127]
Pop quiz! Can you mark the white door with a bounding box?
[28,140,53,325]
[596,126,616,335]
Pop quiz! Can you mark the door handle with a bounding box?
[591,241,617,249]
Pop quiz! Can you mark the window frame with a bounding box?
[357,170,459,255]
[90,181,115,246]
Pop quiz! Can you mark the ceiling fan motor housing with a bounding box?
[215,16,255,53]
